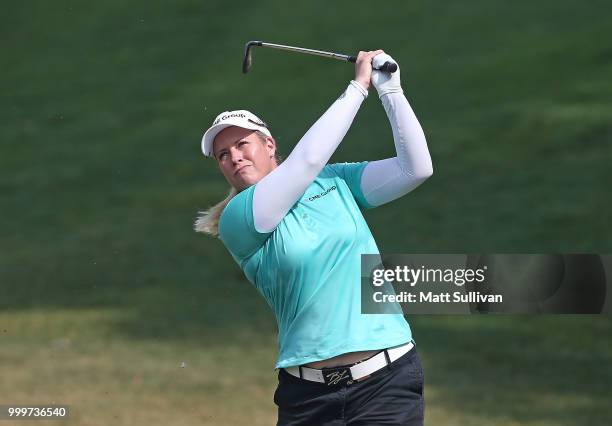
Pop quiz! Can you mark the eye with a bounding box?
[218,152,228,160]
[238,141,248,146]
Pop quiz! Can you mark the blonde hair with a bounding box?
[194,130,280,237]
[194,187,238,237]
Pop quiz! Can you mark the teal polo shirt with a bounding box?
[219,162,412,369]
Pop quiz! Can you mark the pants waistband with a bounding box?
[284,341,414,385]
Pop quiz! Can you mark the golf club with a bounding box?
[242,41,398,74]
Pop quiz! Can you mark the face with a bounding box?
[213,126,277,191]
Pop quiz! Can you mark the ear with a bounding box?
[265,136,276,158]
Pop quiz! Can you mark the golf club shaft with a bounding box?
[258,42,355,63]
[247,41,397,73]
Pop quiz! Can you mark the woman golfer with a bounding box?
[196,50,432,425]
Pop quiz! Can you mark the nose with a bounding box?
[229,147,243,164]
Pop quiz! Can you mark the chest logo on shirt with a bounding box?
[305,185,337,202]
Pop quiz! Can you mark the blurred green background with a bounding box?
[1,0,611,425]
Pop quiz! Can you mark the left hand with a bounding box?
[354,49,384,90]
[371,53,403,98]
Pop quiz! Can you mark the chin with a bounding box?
[232,170,265,190]
[235,179,255,191]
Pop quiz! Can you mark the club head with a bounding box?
[242,41,263,74]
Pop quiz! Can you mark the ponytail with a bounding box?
[194,187,238,237]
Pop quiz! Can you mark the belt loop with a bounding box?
[299,366,303,379]
[383,349,392,370]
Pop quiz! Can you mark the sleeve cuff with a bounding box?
[349,80,369,98]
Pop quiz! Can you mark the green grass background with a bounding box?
[1,0,611,424]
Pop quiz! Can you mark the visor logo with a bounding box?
[214,113,246,125]
[248,118,268,128]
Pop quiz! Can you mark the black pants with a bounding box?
[274,348,424,425]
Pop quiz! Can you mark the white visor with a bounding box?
[201,110,271,157]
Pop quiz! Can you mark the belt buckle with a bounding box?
[321,366,352,386]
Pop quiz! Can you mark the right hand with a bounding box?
[354,49,384,91]
[371,53,403,98]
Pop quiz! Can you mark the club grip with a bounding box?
[347,56,397,73]
[377,61,398,73]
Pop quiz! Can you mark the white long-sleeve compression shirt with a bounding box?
[252,81,432,233]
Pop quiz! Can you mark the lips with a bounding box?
[234,165,251,175]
